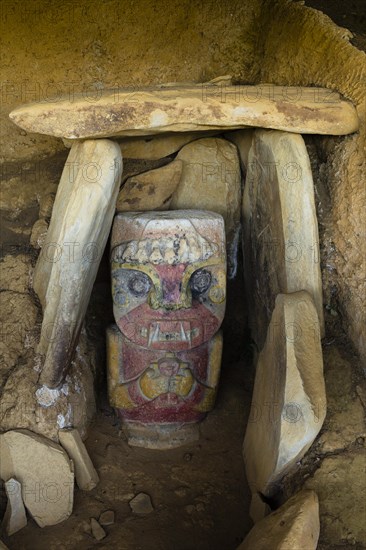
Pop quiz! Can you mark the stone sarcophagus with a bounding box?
[107,210,226,448]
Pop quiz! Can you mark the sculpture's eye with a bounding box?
[128,271,152,297]
[190,269,212,296]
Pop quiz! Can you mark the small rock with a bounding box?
[185,505,196,515]
[30,219,48,249]
[99,510,115,526]
[59,428,99,491]
[195,502,205,512]
[81,519,91,534]
[129,493,154,514]
[90,518,106,541]
[174,487,188,498]
[3,478,27,535]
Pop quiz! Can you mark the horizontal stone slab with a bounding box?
[9,84,358,139]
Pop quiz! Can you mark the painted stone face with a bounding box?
[110,211,226,352]
[107,211,226,448]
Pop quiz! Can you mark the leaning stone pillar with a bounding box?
[34,140,123,388]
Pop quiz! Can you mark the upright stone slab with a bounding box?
[0,429,74,527]
[243,129,324,350]
[116,159,182,212]
[237,490,320,550]
[243,292,326,498]
[170,138,241,277]
[34,140,123,388]
[3,478,27,536]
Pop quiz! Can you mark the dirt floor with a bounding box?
[2,355,254,550]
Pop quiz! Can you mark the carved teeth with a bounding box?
[147,322,198,344]
[180,322,187,342]
[148,324,160,346]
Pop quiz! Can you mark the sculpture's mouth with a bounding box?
[116,302,220,350]
[145,321,200,347]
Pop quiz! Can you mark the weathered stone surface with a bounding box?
[59,428,99,491]
[0,540,9,549]
[224,130,253,169]
[116,159,182,212]
[33,139,122,388]
[0,331,96,442]
[305,453,366,546]
[0,429,74,527]
[238,490,320,550]
[243,291,326,498]
[118,132,219,159]
[9,85,358,139]
[30,219,48,249]
[99,510,115,526]
[129,493,154,514]
[243,129,324,350]
[90,518,106,540]
[170,138,241,277]
[3,478,27,535]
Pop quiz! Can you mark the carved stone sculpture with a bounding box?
[107,210,226,448]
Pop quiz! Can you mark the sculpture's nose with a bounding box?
[152,264,191,310]
[162,278,183,308]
